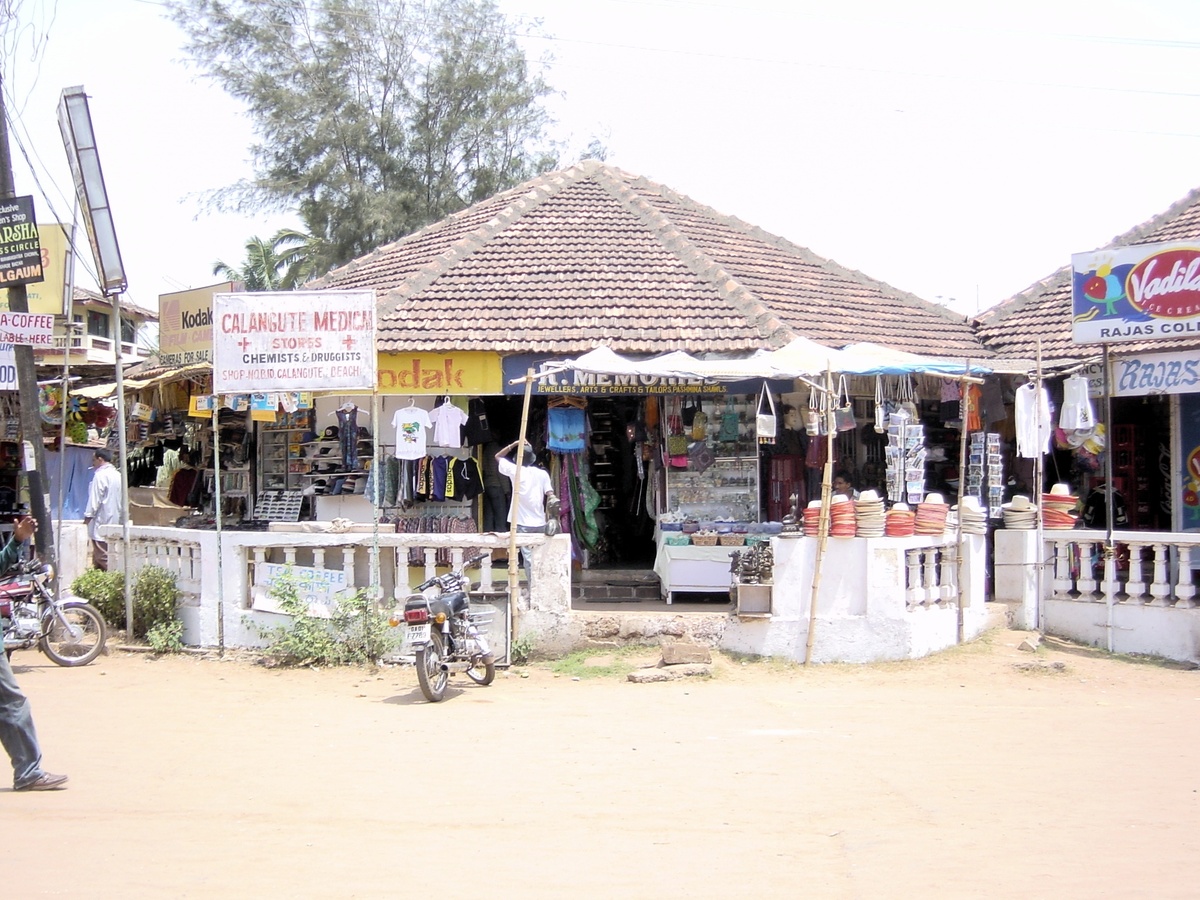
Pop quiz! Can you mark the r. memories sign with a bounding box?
[1072,241,1200,344]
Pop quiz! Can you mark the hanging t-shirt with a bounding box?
[1014,383,1052,458]
[392,406,432,460]
[428,401,469,448]
[1059,375,1096,430]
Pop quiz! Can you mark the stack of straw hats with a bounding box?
[1001,495,1038,529]
[854,489,886,538]
[1041,483,1079,530]
[802,501,823,536]
[914,493,950,536]
[952,496,988,536]
[830,494,857,537]
[885,503,916,536]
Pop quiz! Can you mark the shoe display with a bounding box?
[15,772,69,791]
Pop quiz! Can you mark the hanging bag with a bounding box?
[900,375,920,421]
[691,401,708,441]
[681,398,699,428]
[874,376,887,434]
[835,376,856,432]
[804,386,821,436]
[756,384,777,445]
[665,397,689,466]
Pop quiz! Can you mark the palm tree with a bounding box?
[212,228,326,291]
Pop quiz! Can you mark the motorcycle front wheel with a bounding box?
[415,631,448,702]
[465,654,495,686]
[40,602,107,667]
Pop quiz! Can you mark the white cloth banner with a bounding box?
[0,311,54,346]
[212,290,376,393]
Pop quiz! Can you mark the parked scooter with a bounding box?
[1,558,107,667]
[395,554,495,702]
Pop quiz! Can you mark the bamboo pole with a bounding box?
[1102,342,1114,652]
[1033,340,1045,633]
[803,364,835,665]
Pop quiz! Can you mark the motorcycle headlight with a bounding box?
[42,563,55,582]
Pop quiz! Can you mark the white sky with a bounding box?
[5,0,1200,319]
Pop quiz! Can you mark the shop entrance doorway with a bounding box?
[587,397,656,568]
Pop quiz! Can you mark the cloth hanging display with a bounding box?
[1059,375,1096,430]
[463,397,494,445]
[547,406,587,452]
[1014,382,1053,458]
[428,398,468,448]
[757,384,777,444]
[391,404,432,459]
[336,404,359,470]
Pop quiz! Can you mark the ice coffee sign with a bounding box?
[213,290,376,393]
[0,196,45,287]
[1072,240,1200,344]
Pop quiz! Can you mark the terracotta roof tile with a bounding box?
[311,161,986,358]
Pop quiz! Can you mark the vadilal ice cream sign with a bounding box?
[1073,240,1200,343]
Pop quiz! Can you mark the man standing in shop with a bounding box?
[495,440,555,585]
[84,449,122,571]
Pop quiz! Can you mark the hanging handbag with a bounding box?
[688,440,715,473]
[681,398,699,427]
[718,406,739,443]
[691,402,708,441]
[804,387,821,436]
[835,375,856,432]
[874,376,886,434]
[756,384,777,445]
[900,375,920,421]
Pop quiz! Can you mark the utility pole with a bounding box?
[0,75,54,563]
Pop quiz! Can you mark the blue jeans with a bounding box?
[0,646,44,789]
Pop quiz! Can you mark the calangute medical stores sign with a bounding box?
[1072,240,1200,343]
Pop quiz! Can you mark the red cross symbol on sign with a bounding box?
[238,337,251,351]
[342,334,355,350]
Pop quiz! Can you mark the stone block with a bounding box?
[661,641,712,665]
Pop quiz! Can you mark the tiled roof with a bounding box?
[311,161,986,358]
[976,187,1200,365]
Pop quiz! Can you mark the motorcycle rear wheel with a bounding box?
[465,654,495,686]
[40,602,107,667]
[415,631,448,702]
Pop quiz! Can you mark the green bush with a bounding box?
[252,571,397,667]
[146,620,185,654]
[71,566,180,641]
[132,566,179,639]
[71,569,125,627]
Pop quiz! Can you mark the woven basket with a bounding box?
[691,533,719,546]
[664,534,691,546]
[718,534,746,546]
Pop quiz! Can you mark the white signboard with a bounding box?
[0,311,54,346]
[1110,349,1200,397]
[0,344,15,390]
[1072,241,1200,344]
[251,563,352,618]
[212,290,376,393]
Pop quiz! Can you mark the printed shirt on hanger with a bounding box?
[392,406,433,459]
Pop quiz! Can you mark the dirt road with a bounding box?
[3,627,1198,898]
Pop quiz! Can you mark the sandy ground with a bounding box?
[2,625,1198,899]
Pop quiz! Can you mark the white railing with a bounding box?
[1044,531,1199,608]
[905,543,961,609]
[122,536,203,607]
[46,333,150,360]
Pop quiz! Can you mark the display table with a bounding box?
[653,541,736,603]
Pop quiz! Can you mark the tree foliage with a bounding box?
[213,228,322,291]
[167,0,559,274]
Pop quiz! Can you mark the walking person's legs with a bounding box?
[0,649,65,790]
[91,539,108,571]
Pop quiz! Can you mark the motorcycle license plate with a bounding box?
[406,623,431,645]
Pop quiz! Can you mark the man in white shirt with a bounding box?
[495,440,555,585]
[84,449,122,571]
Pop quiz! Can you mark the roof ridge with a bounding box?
[591,166,797,348]
[1104,185,1200,249]
[630,168,982,338]
[374,163,598,322]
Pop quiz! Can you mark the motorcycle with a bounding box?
[394,554,495,702]
[1,558,108,667]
